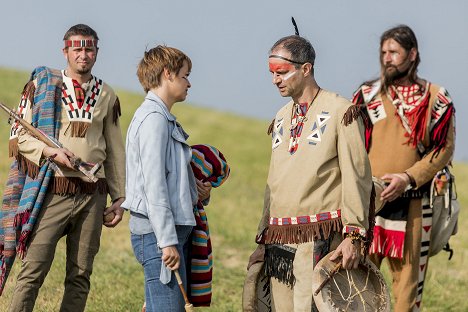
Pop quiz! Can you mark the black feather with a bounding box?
[291,17,300,36]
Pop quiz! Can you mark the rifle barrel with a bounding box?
[0,101,100,182]
[0,101,60,148]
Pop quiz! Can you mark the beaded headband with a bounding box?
[64,39,98,48]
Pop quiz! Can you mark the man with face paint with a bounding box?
[249,34,373,311]
[2,24,125,312]
[352,25,455,311]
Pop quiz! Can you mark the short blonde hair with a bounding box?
[137,45,192,92]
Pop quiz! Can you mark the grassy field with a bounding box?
[0,66,466,311]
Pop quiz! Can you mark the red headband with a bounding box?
[64,39,98,48]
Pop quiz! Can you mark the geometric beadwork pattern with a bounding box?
[272,118,284,149]
[307,111,330,145]
[61,73,103,123]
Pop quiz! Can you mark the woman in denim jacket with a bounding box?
[122,46,211,312]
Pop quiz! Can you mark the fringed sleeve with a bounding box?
[364,184,376,257]
[267,118,275,136]
[9,81,36,157]
[112,96,121,125]
[22,80,35,106]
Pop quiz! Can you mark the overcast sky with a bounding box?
[1,0,466,160]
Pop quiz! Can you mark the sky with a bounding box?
[1,0,467,160]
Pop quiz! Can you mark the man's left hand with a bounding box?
[329,237,361,270]
[103,197,125,228]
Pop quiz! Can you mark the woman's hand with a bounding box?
[162,246,180,270]
[197,180,212,202]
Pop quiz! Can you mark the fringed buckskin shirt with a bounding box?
[353,83,455,188]
[15,71,125,200]
[260,90,372,245]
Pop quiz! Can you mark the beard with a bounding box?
[383,64,410,86]
[76,68,91,75]
[383,61,411,86]
[75,63,93,75]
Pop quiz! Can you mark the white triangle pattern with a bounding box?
[317,114,331,127]
[307,113,330,143]
[307,128,321,142]
[272,118,284,149]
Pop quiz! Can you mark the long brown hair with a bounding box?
[382,25,422,93]
[365,25,423,94]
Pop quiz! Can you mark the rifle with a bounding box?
[0,101,101,182]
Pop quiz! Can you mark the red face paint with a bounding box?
[269,62,295,73]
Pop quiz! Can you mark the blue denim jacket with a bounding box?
[122,92,196,248]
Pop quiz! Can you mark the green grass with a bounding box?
[0,66,467,311]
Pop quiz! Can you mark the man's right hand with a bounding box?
[329,237,361,270]
[42,146,76,170]
[162,246,180,270]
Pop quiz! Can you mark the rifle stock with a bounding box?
[0,101,101,182]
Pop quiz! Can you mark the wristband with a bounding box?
[404,171,416,188]
[345,231,365,245]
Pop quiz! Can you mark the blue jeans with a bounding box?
[131,226,193,312]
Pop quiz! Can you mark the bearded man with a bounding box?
[352,25,455,311]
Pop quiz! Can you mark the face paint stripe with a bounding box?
[282,71,296,81]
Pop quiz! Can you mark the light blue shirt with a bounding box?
[122,91,197,248]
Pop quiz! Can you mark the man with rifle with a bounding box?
[0,24,125,312]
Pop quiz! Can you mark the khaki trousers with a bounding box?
[271,235,341,312]
[370,199,423,312]
[9,191,107,312]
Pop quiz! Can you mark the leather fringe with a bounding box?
[342,103,374,151]
[264,219,342,245]
[8,138,19,158]
[342,104,366,126]
[69,122,90,137]
[365,184,376,257]
[16,154,40,179]
[259,273,271,307]
[49,176,108,195]
[13,210,31,229]
[0,259,8,295]
[264,244,296,287]
[267,118,275,135]
[16,230,31,260]
[113,96,122,125]
[22,80,36,105]
[14,210,32,260]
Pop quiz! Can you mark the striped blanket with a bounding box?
[189,145,230,306]
[0,66,62,295]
